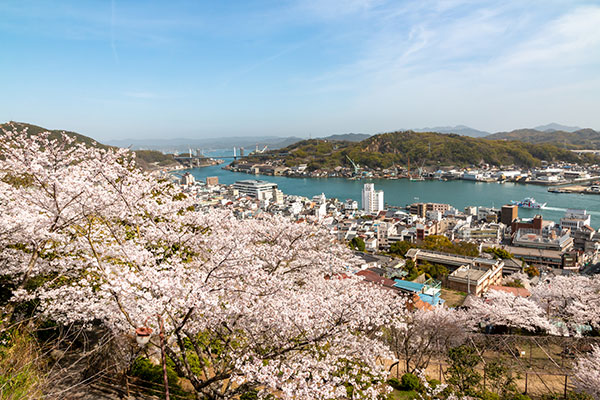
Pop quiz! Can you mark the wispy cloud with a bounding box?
[110,0,120,64]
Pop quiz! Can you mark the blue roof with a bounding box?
[419,293,445,307]
[393,280,424,292]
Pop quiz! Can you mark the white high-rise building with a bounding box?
[361,183,384,213]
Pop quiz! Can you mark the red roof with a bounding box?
[408,293,434,311]
[356,270,397,289]
[489,285,531,297]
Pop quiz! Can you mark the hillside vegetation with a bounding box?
[486,128,600,149]
[0,121,176,169]
[264,131,598,170]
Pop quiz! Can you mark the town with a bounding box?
[224,155,600,193]
[178,173,600,308]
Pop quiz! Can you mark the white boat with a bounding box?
[510,197,547,209]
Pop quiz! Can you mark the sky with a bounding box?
[1,0,600,141]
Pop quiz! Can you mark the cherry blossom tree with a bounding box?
[386,306,471,374]
[531,275,600,334]
[572,345,600,399]
[468,290,554,333]
[0,127,402,399]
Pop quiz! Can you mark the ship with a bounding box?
[510,197,547,209]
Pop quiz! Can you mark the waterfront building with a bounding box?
[181,172,195,185]
[409,202,451,218]
[312,193,326,204]
[560,209,591,231]
[361,183,384,213]
[272,188,284,205]
[501,205,518,226]
[233,180,278,200]
[206,176,219,186]
[477,207,499,223]
[462,171,483,181]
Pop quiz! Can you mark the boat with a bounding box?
[510,197,547,209]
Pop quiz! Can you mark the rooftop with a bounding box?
[449,266,488,283]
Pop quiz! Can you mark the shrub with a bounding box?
[427,378,441,388]
[477,390,500,400]
[400,372,422,391]
[130,356,187,398]
[510,394,532,400]
[387,377,402,390]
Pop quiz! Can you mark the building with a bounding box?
[206,176,219,186]
[361,183,384,213]
[344,199,358,211]
[409,202,451,218]
[560,209,591,231]
[511,215,545,233]
[501,205,518,226]
[512,228,573,252]
[455,224,502,242]
[393,278,444,306]
[272,188,284,204]
[232,180,278,200]
[477,207,498,222]
[501,245,579,270]
[181,172,195,185]
[446,263,503,296]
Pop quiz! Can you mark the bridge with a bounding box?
[571,149,600,155]
[173,147,289,167]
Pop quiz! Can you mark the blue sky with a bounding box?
[1,0,599,140]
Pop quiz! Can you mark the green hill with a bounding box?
[256,130,599,170]
[0,122,176,170]
[486,128,600,149]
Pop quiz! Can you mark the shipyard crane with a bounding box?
[345,155,360,176]
[252,144,269,154]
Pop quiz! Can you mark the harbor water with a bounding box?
[184,154,600,229]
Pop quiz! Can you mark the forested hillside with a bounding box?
[0,121,177,169]
[266,130,598,170]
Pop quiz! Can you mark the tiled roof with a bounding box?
[356,269,397,289]
[489,285,531,297]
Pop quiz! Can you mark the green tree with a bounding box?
[446,345,481,395]
[483,360,519,398]
[389,241,414,257]
[524,265,540,277]
[422,235,453,250]
[404,260,419,281]
[484,247,514,259]
[349,237,366,252]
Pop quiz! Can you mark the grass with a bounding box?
[389,389,419,400]
[0,329,45,399]
[440,288,467,307]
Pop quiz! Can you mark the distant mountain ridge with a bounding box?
[412,125,490,137]
[108,133,368,152]
[533,123,582,132]
[486,127,600,149]
[107,136,305,153]
[319,133,370,142]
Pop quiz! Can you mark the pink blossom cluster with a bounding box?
[469,275,600,336]
[0,127,402,399]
